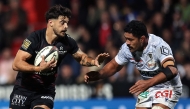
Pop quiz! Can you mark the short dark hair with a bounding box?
[124,20,149,38]
[45,5,72,22]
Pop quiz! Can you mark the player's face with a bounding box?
[124,32,143,52]
[52,16,69,37]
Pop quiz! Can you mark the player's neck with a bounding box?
[46,27,58,44]
[142,37,149,51]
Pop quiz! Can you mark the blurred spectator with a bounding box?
[161,28,177,51]
[174,49,185,65]
[98,11,112,49]
[115,66,128,83]
[161,0,174,28]
[21,0,49,31]
[77,25,93,52]
[96,0,107,16]
[69,0,81,27]
[1,0,27,46]
[0,47,17,85]
[0,1,6,51]
[123,6,139,23]
[151,12,164,37]
[0,0,4,29]
[175,0,190,23]
[55,64,76,85]
[181,62,190,97]
[174,49,186,79]
[11,37,23,56]
[111,20,125,47]
[142,0,161,22]
[179,29,190,61]
[108,3,121,23]
[172,7,184,42]
[86,5,100,33]
[76,66,90,84]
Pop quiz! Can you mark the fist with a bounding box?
[84,71,100,83]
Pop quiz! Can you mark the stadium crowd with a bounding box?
[0,0,190,98]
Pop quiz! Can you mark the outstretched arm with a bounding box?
[73,48,109,67]
[84,58,123,83]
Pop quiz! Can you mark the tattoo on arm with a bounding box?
[81,56,87,65]
[73,49,95,66]
[81,55,94,66]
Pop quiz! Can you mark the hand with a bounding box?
[129,80,151,96]
[84,71,100,83]
[39,56,57,72]
[94,53,109,67]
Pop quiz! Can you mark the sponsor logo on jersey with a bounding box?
[41,96,53,101]
[59,46,67,54]
[139,70,159,77]
[155,90,172,99]
[11,94,27,106]
[35,70,56,76]
[139,91,149,98]
[22,39,31,50]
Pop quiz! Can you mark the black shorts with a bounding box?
[9,86,55,109]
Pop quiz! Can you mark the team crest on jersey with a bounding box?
[146,53,156,69]
[21,39,31,50]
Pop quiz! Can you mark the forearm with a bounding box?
[147,72,167,87]
[99,59,122,79]
[80,55,95,66]
[13,60,41,72]
[148,62,178,87]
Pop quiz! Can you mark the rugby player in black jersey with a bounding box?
[10,5,109,109]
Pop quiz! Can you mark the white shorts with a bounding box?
[136,86,182,109]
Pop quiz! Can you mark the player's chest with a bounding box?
[130,52,159,70]
[35,42,72,57]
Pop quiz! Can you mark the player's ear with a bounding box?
[48,19,53,27]
[140,36,145,42]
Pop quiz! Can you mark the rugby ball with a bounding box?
[34,46,59,66]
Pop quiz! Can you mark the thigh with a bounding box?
[9,87,33,109]
[33,105,51,109]
[31,93,55,109]
[136,107,149,109]
[152,104,170,109]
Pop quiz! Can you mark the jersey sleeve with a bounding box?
[155,40,174,63]
[20,32,38,55]
[115,43,131,65]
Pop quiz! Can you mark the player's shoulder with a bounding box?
[120,43,129,49]
[148,34,167,47]
[65,34,76,41]
[32,28,46,37]
[64,33,77,44]
[119,43,131,54]
[28,28,46,39]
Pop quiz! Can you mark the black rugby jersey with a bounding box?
[15,28,79,92]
